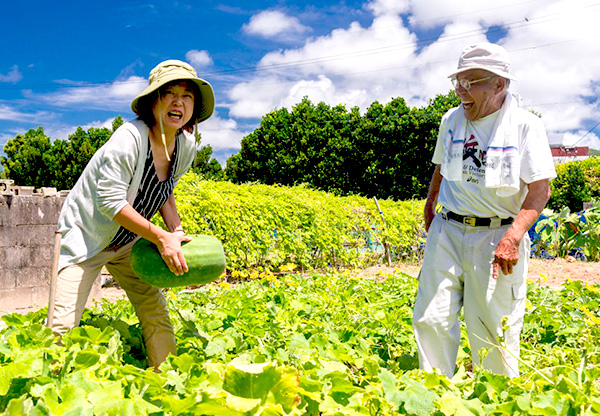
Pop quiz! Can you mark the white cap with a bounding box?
[448,42,517,81]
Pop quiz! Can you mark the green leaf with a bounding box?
[531,390,569,416]
[205,337,228,357]
[164,369,187,394]
[86,380,123,406]
[395,376,438,416]
[74,349,101,369]
[223,361,278,400]
[226,394,262,413]
[158,395,199,414]
[438,392,484,416]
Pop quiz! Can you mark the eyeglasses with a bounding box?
[451,76,496,90]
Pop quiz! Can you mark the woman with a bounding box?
[50,60,215,368]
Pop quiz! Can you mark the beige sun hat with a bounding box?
[448,43,517,81]
[131,59,215,124]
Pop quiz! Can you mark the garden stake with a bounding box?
[373,196,392,267]
[46,230,61,328]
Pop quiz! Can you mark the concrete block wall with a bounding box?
[0,191,102,314]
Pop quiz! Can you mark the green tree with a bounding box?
[225,97,362,193]
[1,116,124,190]
[549,156,600,211]
[225,92,460,200]
[1,127,53,188]
[112,115,124,131]
[191,144,224,180]
[49,125,113,189]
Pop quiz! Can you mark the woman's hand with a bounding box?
[157,232,192,276]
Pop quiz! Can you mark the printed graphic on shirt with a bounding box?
[463,134,486,184]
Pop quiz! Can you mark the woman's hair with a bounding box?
[136,80,202,134]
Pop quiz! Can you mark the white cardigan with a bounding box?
[57,119,196,270]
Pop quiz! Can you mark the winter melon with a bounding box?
[130,234,226,288]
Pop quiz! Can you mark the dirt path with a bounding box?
[360,258,600,288]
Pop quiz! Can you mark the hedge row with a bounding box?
[156,173,425,271]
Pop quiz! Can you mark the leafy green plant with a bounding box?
[534,201,600,261]
[1,269,599,415]
[156,173,425,271]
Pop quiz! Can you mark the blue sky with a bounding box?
[2,0,599,166]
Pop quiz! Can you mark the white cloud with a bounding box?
[0,103,54,123]
[366,0,409,17]
[198,111,249,151]
[408,0,540,29]
[0,65,22,84]
[560,130,600,150]
[243,10,309,39]
[500,0,600,133]
[22,76,146,112]
[42,117,118,141]
[230,10,418,118]
[228,77,295,118]
[257,15,415,80]
[186,50,214,68]
[223,0,600,153]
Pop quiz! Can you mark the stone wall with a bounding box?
[0,183,102,314]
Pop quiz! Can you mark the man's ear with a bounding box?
[495,77,506,92]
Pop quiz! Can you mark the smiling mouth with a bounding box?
[168,111,183,120]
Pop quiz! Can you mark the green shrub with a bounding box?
[155,173,425,271]
[549,156,600,211]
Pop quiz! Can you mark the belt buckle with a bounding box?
[463,217,477,226]
[490,217,502,229]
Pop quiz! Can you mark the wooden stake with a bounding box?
[46,231,61,328]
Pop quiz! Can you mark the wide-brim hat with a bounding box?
[131,60,215,124]
[448,42,517,81]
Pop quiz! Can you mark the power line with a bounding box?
[204,2,600,78]
[1,2,599,92]
[571,120,600,147]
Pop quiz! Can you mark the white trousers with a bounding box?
[413,213,529,378]
[50,239,176,369]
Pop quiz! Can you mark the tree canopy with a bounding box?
[1,117,124,190]
[1,116,224,189]
[225,92,460,200]
[2,91,460,199]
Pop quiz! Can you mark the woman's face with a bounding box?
[152,81,195,133]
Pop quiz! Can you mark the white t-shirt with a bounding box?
[432,106,556,218]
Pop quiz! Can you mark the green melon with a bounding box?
[130,234,226,288]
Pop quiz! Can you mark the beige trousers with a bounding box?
[50,239,176,368]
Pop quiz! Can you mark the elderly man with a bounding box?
[412,43,556,378]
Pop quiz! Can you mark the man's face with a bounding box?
[453,69,504,121]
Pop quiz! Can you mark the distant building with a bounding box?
[547,133,590,164]
[550,146,589,164]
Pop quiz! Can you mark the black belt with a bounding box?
[441,211,513,227]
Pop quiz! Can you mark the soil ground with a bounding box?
[2,258,598,322]
[367,257,600,288]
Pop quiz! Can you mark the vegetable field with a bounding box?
[1,268,599,415]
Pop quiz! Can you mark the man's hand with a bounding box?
[424,202,436,232]
[492,235,520,278]
[492,179,551,279]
